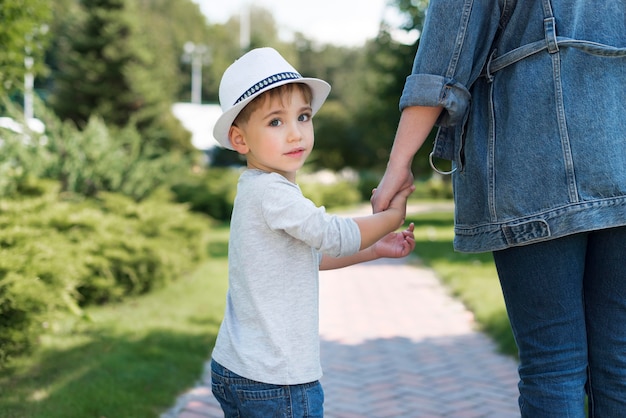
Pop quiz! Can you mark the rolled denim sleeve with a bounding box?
[399,0,502,127]
[400,74,471,127]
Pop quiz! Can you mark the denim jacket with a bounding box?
[400,0,626,252]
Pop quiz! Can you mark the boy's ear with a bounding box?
[228,126,249,154]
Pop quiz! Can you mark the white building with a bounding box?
[171,102,222,151]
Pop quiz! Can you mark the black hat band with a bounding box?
[234,72,302,105]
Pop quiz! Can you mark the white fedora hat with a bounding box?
[212,47,331,149]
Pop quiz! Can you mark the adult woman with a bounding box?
[371,1,626,416]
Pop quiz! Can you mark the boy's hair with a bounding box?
[233,83,313,127]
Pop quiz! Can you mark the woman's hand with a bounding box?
[371,162,414,213]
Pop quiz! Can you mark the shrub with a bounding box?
[0,181,212,367]
[0,269,56,365]
[0,100,195,202]
[299,180,361,209]
[413,174,454,200]
[39,111,193,201]
[356,170,383,201]
[170,168,240,222]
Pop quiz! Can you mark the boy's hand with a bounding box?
[371,163,414,213]
[371,223,416,259]
[382,184,414,227]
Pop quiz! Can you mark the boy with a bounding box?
[210,47,415,417]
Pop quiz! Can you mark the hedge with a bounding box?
[0,181,212,367]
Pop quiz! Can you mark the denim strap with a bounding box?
[483,0,626,79]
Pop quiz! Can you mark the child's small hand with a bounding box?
[371,222,416,259]
[386,185,414,227]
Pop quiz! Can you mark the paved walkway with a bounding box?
[161,204,522,418]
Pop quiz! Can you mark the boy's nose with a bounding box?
[287,123,303,142]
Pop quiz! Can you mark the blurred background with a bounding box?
[1,0,439,181]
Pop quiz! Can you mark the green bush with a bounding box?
[38,111,193,201]
[0,268,55,366]
[300,179,362,209]
[0,181,212,367]
[0,100,210,367]
[171,168,240,222]
[356,170,383,201]
[0,100,195,202]
[413,174,454,200]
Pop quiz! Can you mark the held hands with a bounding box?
[389,184,414,222]
[371,223,416,259]
[371,162,414,214]
[372,183,415,258]
[370,185,416,259]
[374,183,415,229]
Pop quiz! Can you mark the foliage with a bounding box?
[0,181,211,367]
[170,168,240,222]
[310,98,367,171]
[413,174,454,200]
[0,249,229,418]
[50,0,135,126]
[300,178,362,210]
[0,99,211,367]
[129,0,210,104]
[47,0,193,153]
[0,134,47,198]
[0,0,51,97]
[0,98,192,201]
[392,0,429,32]
[3,0,440,174]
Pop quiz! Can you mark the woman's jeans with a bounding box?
[493,226,626,418]
[210,360,324,418]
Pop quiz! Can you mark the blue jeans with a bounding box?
[210,360,324,418]
[493,226,626,418]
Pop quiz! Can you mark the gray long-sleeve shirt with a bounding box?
[212,170,361,385]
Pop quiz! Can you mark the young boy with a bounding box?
[210,47,415,417]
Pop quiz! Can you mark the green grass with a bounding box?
[0,226,230,418]
[406,209,518,357]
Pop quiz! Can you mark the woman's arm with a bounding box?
[371,105,442,213]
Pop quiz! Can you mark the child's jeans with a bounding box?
[210,359,324,418]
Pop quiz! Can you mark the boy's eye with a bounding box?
[269,119,282,127]
[298,113,311,122]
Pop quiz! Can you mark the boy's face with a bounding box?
[228,88,314,183]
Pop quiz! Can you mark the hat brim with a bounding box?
[212,77,331,150]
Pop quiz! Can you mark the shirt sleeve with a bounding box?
[400,0,502,127]
[261,178,361,258]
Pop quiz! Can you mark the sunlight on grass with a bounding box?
[407,208,517,357]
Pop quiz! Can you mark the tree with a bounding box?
[0,0,51,99]
[48,0,193,152]
[342,0,435,177]
[51,0,133,126]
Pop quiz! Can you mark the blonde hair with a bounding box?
[233,83,313,127]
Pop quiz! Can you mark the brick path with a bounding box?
[161,254,521,418]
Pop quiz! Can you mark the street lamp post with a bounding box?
[23,24,48,121]
[24,56,34,121]
[183,42,210,105]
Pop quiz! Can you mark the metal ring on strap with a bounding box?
[429,151,457,175]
